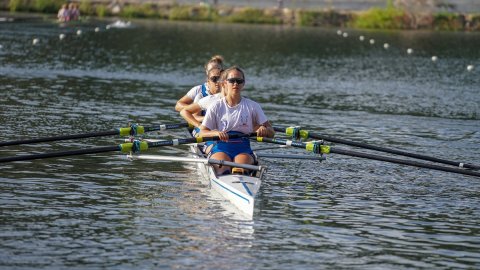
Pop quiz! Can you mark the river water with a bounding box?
[1,16,479,269]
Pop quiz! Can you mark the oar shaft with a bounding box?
[0,123,190,147]
[309,131,480,170]
[0,133,255,163]
[0,146,120,163]
[132,155,263,171]
[0,130,118,147]
[257,137,480,178]
[273,126,480,170]
[330,148,480,178]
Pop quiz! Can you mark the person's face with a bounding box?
[225,70,245,95]
[207,69,221,94]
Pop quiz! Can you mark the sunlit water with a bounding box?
[1,15,479,269]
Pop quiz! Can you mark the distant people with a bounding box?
[58,3,80,22]
[68,3,80,21]
[57,4,68,22]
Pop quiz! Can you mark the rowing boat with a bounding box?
[187,131,266,217]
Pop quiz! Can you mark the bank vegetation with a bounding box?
[2,0,480,31]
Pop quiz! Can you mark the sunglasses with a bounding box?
[226,78,245,85]
[209,76,220,83]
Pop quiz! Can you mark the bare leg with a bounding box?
[232,153,254,175]
[210,152,232,175]
[234,153,254,165]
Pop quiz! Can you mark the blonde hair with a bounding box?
[204,55,224,74]
[224,65,245,80]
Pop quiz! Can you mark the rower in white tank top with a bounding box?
[198,66,275,175]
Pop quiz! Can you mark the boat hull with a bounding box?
[188,143,263,217]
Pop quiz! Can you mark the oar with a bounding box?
[129,154,264,172]
[256,137,480,178]
[0,123,191,147]
[0,133,254,163]
[273,126,480,170]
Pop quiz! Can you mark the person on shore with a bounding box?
[57,4,68,22]
[175,55,224,112]
[68,3,80,21]
[199,66,275,175]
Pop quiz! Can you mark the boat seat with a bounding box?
[232,167,250,176]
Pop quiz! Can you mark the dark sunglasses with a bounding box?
[227,78,245,85]
[209,76,220,83]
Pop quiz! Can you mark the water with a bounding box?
[1,15,480,269]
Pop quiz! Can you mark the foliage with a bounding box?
[9,0,23,12]
[121,4,159,18]
[224,8,280,24]
[297,10,351,27]
[470,14,480,30]
[95,4,107,17]
[169,5,217,21]
[34,0,63,13]
[353,7,406,29]
[433,12,463,31]
[79,0,94,15]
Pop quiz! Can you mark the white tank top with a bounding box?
[202,97,268,134]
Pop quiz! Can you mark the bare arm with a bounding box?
[175,95,194,112]
[180,103,203,127]
[199,125,229,141]
[254,121,275,138]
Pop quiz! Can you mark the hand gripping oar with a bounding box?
[0,133,255,163]
[273,126,480,171]
[256,137,480,178]
[0,123,191,147]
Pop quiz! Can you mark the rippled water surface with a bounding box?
[1,15,480,269]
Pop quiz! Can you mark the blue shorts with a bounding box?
[209,132,253,160]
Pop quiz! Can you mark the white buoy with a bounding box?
[467,65,474,72]
[32,38,39,45]
[342,32,348,38]
[431,56,438,62]
[359,35,365,41]
[0,44,3,49]
[106,25,111,30]
[369,39,375,45]
[337,30,342,35]
[383,43,389,49]
[407,48,413,54]
[94,27,100,32]
[76,30,82,36]
[59,33,66,40]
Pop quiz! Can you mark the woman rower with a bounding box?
[180,69,226,152]
[180,69,226,130]
[175,55,224,112]
[199,66,275,175]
